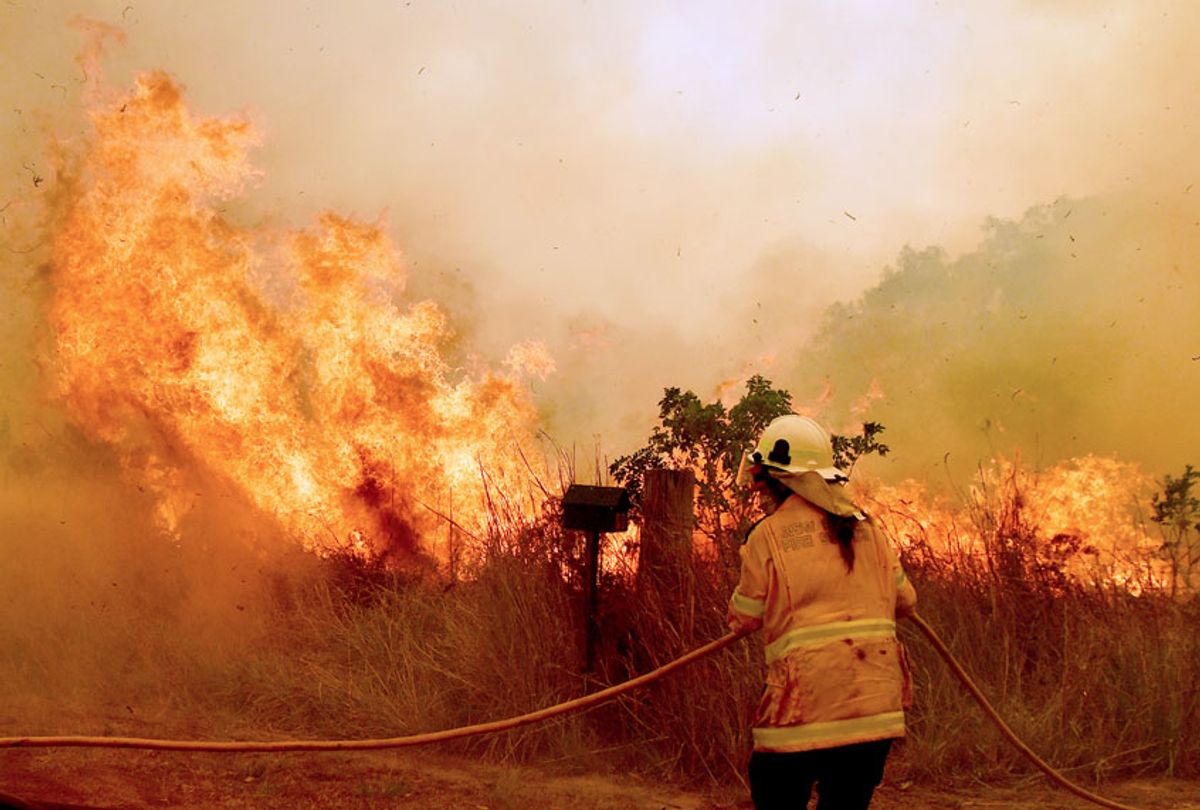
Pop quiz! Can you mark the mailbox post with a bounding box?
[561,484,630,672]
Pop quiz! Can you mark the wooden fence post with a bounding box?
[639,468,696,639]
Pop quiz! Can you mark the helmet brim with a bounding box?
[765,464,849,482]
[738,452,848,486]
[811,466,849,482]
[763,463,849,482]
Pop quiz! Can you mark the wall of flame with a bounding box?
[43,68,548,562]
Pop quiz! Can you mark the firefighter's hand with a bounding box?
[726,610,762,637]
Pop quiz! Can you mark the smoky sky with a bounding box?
[3,0,1199,483]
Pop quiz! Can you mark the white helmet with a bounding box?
[747,415,845,481]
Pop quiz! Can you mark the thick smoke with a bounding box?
[785,192,1200,484]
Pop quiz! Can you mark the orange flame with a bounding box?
[860,455,1167,590]
[46,70,547,562]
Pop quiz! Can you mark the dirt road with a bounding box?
[2,748,1198,810]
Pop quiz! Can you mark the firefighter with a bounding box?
[727,415,917,810]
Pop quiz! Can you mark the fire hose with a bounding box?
[0,613,1151,810]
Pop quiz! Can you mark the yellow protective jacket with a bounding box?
[728,493,917,753]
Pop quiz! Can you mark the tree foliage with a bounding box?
[609,375,890,554]
[1151,465,1200,596]
[832,421,890,474]
[609,375,791,543]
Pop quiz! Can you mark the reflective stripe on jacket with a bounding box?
[729,494,917,753]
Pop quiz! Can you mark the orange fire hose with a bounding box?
[0,632,741,753]
[0,615,1153,810]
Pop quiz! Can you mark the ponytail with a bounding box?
[825,513,857,571]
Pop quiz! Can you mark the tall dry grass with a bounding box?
[888,466,1200,783]
[2,456,1196,792]
[181,458,1199,790]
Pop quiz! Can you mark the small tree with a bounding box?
[1151,465,1200,597]
[609,375,792,552]
[610,376,890,568]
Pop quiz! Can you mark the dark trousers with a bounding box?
[748,738,894,810]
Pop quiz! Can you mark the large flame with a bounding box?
[861,454,1166,590]
[46,69,549,562]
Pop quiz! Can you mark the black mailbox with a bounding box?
[561,484,631,533]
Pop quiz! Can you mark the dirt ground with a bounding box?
[1,748,1198,810]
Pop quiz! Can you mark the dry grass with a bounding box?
[2,458,1197,794]
[895,484,1200,784]
[187,469,1198,790]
